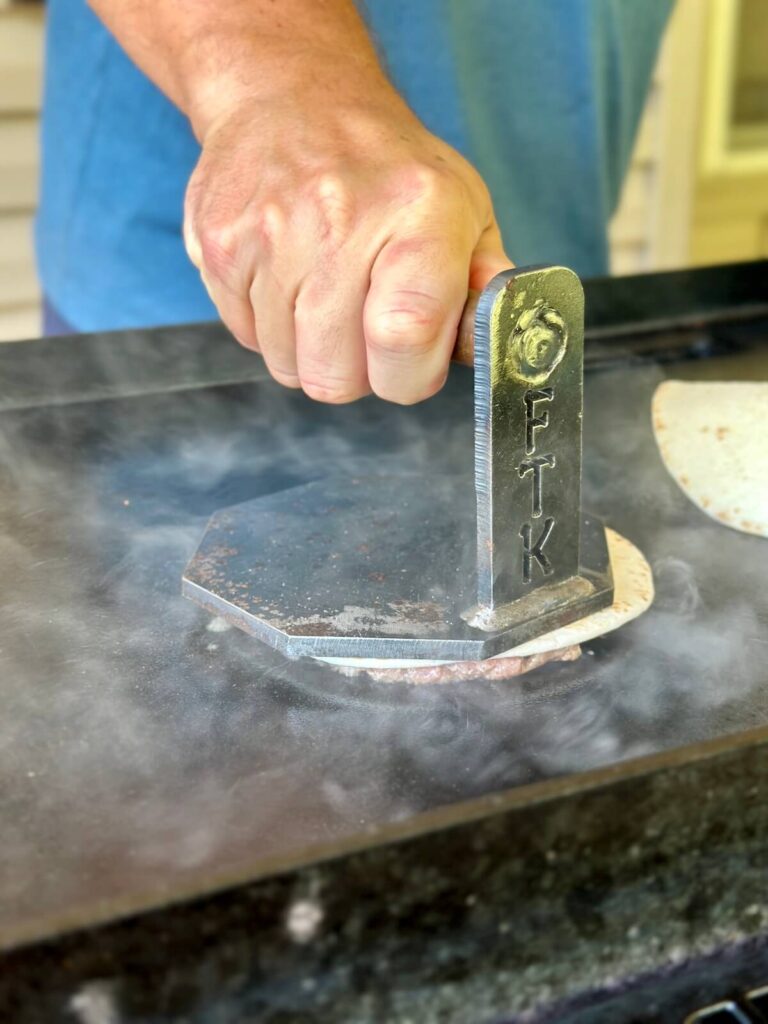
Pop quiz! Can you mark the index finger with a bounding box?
[363,232,470,404]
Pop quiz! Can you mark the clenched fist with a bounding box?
[184,81,510,404]
[89,0,511,403]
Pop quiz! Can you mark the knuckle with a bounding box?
[198,221,238,280]
[307,173,355,246]
[294,288,328,330]
[367,292,447,357]
[395,163,451,204]
[197,202,285,280]
[253,202,284,251]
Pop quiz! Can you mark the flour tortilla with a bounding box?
[652,381,768,538]
[321,528,653,682]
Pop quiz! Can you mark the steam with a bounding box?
[0,357,766,949]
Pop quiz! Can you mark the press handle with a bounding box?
[451,290,480,367]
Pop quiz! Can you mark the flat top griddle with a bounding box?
[1,261,767,953]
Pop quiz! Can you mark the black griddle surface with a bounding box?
[1,266,767,951]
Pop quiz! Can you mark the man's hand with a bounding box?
[89,1,511,403]
[184,82,509,403]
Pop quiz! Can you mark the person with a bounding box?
[37,0,673,405]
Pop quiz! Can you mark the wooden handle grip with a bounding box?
[451,290,480,367]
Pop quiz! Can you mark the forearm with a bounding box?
[87,0,389,139]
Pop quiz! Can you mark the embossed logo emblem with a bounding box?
[506,300,568,385]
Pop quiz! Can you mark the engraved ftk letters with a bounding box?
[520,518,555,583]
[518,454,556,517]
[470,266,605,627]
[519,388,556,582]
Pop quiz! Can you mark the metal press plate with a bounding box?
[183,267,614,660]
[183,474,613,661]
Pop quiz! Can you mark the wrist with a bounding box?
[183,34,392,143]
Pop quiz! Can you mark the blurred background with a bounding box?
[0,0,766,342]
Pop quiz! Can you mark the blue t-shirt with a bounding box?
[36,0,672,332]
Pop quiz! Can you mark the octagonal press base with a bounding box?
[182,475,614,662]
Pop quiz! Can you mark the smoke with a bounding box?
[0,355,766,949]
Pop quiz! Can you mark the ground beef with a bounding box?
[360,644,581,685]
